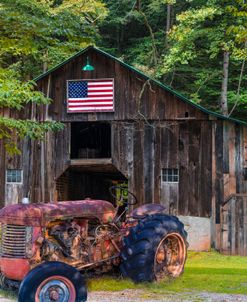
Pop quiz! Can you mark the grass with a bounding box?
[0,288,17,300]
[1,251,247,300]
[88,251,247,294]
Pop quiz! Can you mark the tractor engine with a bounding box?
[41,220,90,263]
[40,219,121,269]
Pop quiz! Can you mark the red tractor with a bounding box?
[0,187,187,302]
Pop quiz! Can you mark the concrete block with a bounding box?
[178,215,211,251]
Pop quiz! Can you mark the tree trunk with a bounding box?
[220,51,230,116]
[166,4,172,33]
[135,0,141,11]
[43,49,48,73]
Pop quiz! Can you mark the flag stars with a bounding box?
[68,81,88,98]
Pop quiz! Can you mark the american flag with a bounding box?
[67,79,114,112]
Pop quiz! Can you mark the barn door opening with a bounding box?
[55,168,127,207]
[71,122,111,159]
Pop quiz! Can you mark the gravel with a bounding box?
[87,290,247,302]
[1,290,247,302]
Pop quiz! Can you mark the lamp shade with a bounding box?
[82,57,94,71]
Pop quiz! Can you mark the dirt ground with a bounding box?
[1,290,247,302]
[87,290,247,302]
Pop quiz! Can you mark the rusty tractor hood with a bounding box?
[0,200,116,226]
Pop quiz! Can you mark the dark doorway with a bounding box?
[71,122,111,159]
[55,169,127,206]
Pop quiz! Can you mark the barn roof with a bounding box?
[34,46,247,126]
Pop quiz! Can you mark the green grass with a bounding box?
[88,251,247,294]
[1,251,247,300]
[0,288,17,300]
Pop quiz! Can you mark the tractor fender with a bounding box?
[130,204,166,219]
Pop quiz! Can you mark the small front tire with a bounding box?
[18,261,87,302]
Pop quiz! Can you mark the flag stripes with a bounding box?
[67,79,114,113]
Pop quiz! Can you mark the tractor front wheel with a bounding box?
[120,214,188,282]
[18,261,87,302]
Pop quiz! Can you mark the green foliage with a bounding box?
[160,1,247,72]
[0,0,107,154]
[99,0,246,118]
[0,117,63,155]
[0,0,108,76]
[0,69,50,109]
[0,67,64,154]
[159,7,220,73]
[156,0,247,116]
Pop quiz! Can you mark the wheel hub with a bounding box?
[49,288,60,301]
[38,280,70,302]
[154,232,186,280]
[156,247,165,263]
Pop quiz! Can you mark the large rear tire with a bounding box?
[18,261,87,302]
[120,214,188,282]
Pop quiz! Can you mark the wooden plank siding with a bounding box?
[215,122,247,253]
[0,134,6,208]
[36,48,209,123]
[220,195,247,256]
[111,120,212,216]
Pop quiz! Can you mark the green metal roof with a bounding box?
[34,45,247,126]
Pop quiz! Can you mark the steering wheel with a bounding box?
[109,186,137,206]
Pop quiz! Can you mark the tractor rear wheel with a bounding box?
[18,261,87,302]
[120,214,188,282]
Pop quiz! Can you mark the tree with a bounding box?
[0,68,63,154]
[0,0,107,153]
[159,0,247,116]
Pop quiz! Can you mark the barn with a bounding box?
[1,46,247,253]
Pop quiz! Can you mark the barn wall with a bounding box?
[211,121,247,249]
[3,107,26,204]
[112,120,212,217]
[213,121,247,202]
[220,195,247,256]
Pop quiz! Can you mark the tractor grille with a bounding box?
[0,225,28,258]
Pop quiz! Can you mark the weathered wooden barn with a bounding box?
[1,46,247,253]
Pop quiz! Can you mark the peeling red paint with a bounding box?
[0,200,116,226]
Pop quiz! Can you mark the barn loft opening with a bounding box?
[71,122,111,159]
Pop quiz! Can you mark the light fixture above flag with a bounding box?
[82,57,94,71]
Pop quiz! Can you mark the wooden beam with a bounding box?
[69,158,112,166]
